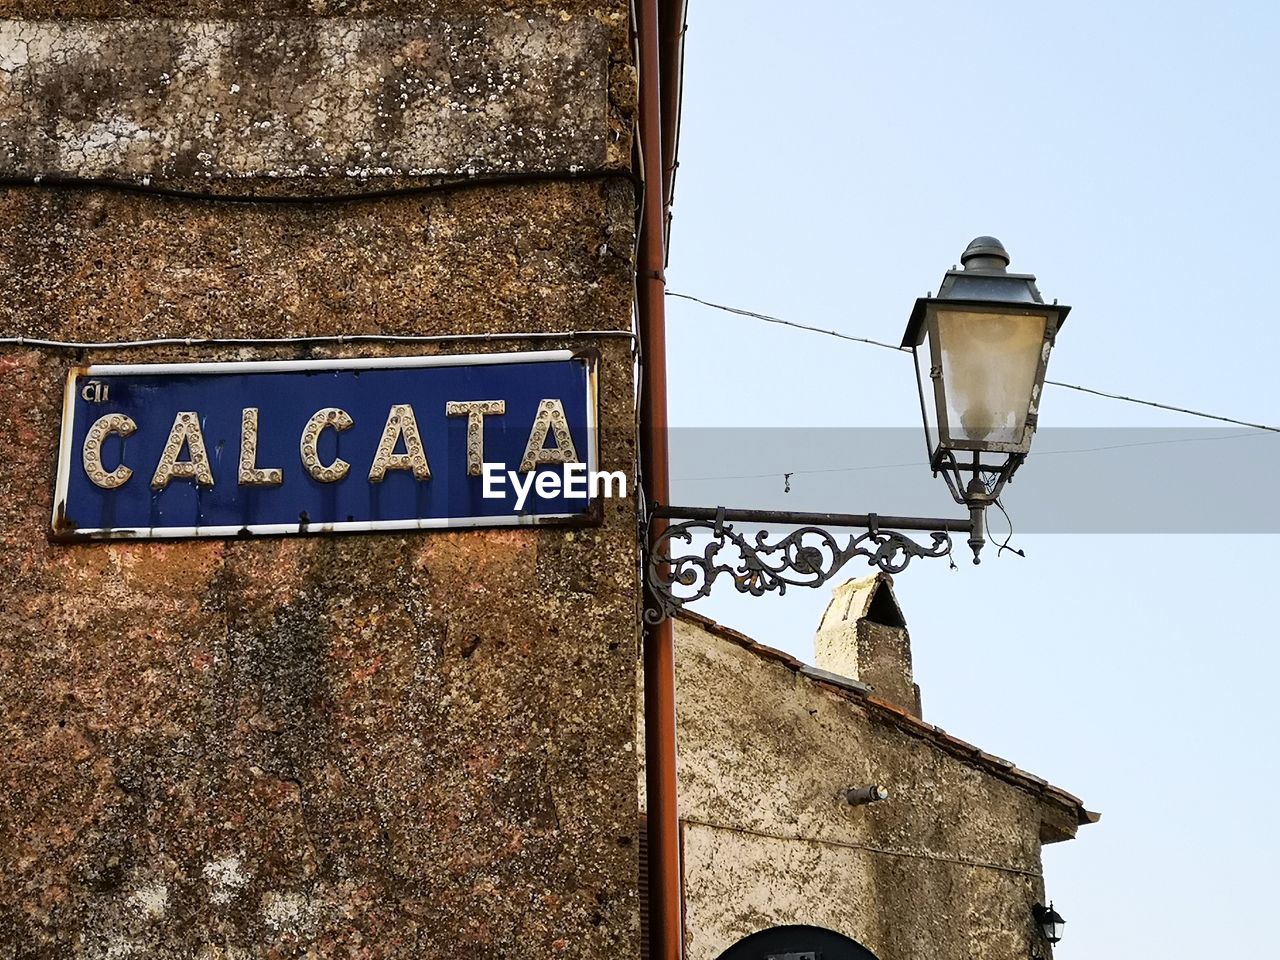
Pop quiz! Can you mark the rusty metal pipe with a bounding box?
[845,785,890,806]
[658,0,687,251]
[637,0,682,958]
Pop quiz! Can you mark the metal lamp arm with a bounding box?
[644,504,982,624]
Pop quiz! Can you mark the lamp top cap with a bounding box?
[1034,902,1065,923]
[960,236,1011,271]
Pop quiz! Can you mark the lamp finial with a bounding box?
[960,236,1010,272]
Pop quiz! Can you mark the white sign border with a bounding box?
[52,350,602,541]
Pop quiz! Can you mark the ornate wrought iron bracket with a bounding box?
[644,505,975,624]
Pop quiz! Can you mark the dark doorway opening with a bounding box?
[715,925,881,960]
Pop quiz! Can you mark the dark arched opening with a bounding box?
[715,924,881,960]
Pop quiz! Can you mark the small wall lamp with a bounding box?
[1033,901,1066,945]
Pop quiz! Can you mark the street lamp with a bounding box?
[902,237,1070,562]
[644,236,1069,621]
[1032,902,1066,945]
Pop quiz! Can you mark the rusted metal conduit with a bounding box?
[659,0,687,257]
[638,0,685,958]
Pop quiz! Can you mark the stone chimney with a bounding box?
[815,573,922,717]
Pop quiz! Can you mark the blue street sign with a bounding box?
[52,351,602,540]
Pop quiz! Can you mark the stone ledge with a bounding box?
[0,16,614,184]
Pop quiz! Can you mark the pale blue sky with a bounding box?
[664,2,1280,956]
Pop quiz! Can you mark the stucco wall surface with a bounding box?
[0,2,642,958]
[666,619,1054,960]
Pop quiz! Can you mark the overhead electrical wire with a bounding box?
[667,291,905,352]
[3,174,1273,436]
[673,429,1266,484]
[666,290,1280,435]
[1039,380,1280,433]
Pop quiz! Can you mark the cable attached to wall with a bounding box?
[0,330,638,352]
[681,816,1044,880]
[0,169,645,354]
[0,169,638,206]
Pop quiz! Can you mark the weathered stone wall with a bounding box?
[0,3,640,958]
[662,618,1074,960]
[0,15,632,185]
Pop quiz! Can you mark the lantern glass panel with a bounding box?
[912,343,940,457]
[1037,904,1065,944]
[1045,916,1064,942]
[934,307,1047,447]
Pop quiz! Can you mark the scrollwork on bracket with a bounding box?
[644,515,953,624]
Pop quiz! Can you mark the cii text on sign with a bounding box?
[52,351,618,540]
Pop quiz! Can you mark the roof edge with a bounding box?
[675,610,1098,830]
